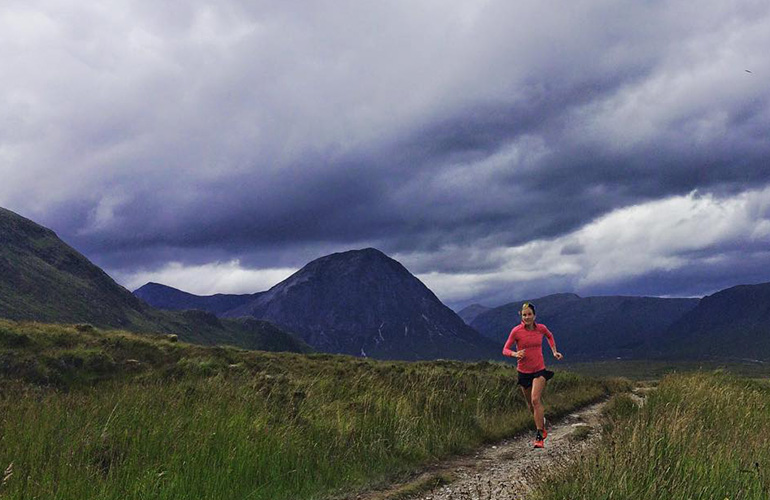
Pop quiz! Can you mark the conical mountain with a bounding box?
[0,207,309,353]
[222,248,499,360]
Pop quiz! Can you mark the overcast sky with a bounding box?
[2,0,769,309]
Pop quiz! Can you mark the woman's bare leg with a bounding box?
[520,386,534,416]
[530,376,547,431]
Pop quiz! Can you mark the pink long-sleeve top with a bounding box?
[502,322,557,373]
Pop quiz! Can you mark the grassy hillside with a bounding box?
[0,319,628,500]
[0,207,308,353]
[0,207,155,328]
[535,372,770,499]
[0,318,309,387]
[143,309,313,353]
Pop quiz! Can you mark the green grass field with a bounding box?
[535,371,770,499]
[0,319,627,500]
[561,358,770,380]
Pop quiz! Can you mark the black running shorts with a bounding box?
[517,369,555,388]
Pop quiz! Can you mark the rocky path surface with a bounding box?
[411,401,606,500]
[348,397,620,500]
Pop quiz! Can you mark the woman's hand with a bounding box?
[553,351,563,360]
[512,349,526,359]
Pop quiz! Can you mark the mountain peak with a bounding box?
[297,247,403,275]
[221,248,497,360]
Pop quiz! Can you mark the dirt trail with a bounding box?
[348,391,643,500]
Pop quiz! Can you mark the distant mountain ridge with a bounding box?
[457,304,491,325]
[0,207,309,354]
[134,283,255,316]
[136,251,770,363]
[139,249,500,361]
[471,293,701,361]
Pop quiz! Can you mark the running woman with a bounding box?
[502,302,563,448]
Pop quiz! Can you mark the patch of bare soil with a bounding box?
[345,398,617,500]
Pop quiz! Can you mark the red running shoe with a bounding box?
[534,430,545,448]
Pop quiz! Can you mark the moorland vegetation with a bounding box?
[0,318,625,500]
[536,372,770,499]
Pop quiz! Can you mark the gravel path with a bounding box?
[348,398,612,500]
[412,401,606,500]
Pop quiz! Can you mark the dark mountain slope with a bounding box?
[221,248,499,360]
[659,282,770,360]
[0,207,154,329]
[0,207,308,354]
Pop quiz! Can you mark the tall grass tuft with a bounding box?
[535,371,770,500]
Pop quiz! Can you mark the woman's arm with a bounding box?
[542,325,563,360]
[502,328,525,359]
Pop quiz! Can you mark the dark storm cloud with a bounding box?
[3,0,770,302]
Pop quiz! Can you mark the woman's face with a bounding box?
[521,307,535,326]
